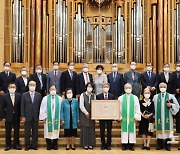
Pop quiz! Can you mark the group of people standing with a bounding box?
[0,61,179,151]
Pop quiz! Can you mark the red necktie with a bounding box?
[85,73,89,83]
[54,71,57,78]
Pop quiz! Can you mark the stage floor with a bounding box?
[0,148,179,154]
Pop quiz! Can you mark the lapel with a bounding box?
[145,72,151,82]
[28,92,33,104]
[66,70,72,81]
[81,73,85,85]
[20,76,26,87]
[162,72,168,83]
[7,93,14,107]
[35,73,41,84]
[128,71,134,81]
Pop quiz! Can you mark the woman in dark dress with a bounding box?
[79,82,96,150]
[139,88,154,150]
[60,88,80,150]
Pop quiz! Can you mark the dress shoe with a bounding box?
[129,146,135,151]
[156,146,163,150]
[47,146,51,150]
[66,146,70,150]
[14,145,22,150]
[88,146,93,150]
[165,147,171,151]
[107,146,111,150]
[4,147,11,151]
[142,145,146,150]
[122,146,127,151]
[25,147,30,151]
[178,147,180,150]
[53,145,58,150]
[101,146,106,150]
[31,147,38,150]
[84,146,88,150]
[146,147,150,150]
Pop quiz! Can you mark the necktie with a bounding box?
[105,94,108,100]
[10,94,14,106]
[6,72,9,78]
[38,73,43,89]
[148,72,151,79]
[31,93,34,103]
[113,72,116,82]
[54,71,57,78]
[165,73,169,83]
[85,73,89,83]
[70,71,73,79]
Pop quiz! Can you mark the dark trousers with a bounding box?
[157,138,171,149]
[99,120,112,147]
[5,116,20,147]
[46,138,58,148]
[24,120,38,148]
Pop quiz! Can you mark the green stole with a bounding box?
[156,93,170,134]
[47,94,60,136]
[122,94,135,133]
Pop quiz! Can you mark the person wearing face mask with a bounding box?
[15,67,29,94]
[0,62,16,94]
[21,81,42,151]
[107,63,124,99]
[141,62,158,99]
[158,63,174,94]
[96,83,114,150]
[124,62,141,97]
[29,64,47,97]
[153,82,179,151]
[0,83,22,151]
[118,83,141,151]
[60,88,79,150]
[139,88,154,150]
[76,63,93,97]
[61,61,78,98]
[173,62,180,150]
[39,85,62,150]
[79,82,96,150]
[94,65,108,95]
[47,61,62,95]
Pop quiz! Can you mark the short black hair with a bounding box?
[163,63,170,66]
[4,62,11,66]
[96,65,104,71]
[53,61,59,65]
[146,62,153,66]
[8,82,16,87]
[68,61,74,66]
[85,82,95,91]
[65,88,73,99]
[35,64,42,68]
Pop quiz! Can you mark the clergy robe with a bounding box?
[118,94,141,143]
[153,93,179,139]
[39,95,62,139]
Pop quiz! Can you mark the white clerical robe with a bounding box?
[118,94,141,143]
[39,95,62,139]
[153,93,179,139]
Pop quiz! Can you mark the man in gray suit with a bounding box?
[21,81,42,151]
[47,61,62,95]
[124,62,141,97]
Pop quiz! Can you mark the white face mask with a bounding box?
[160,88,166,93]
[4,66,10,71]
[130,65,136,70]
[87,87,93,93]
[103,88,109,93]
[53,65,59,70]
[112,67,118,72]
[144,94,150,99]
[164,67,169,72]
[21,71,27,76]
[97,69,102,75]
[36,69,42,74]
[9,88,16,94]
[69,66,74,71]
[125,88,132,94]
[67,93,73,99]
[50,90,56,96]
[83,68,89,73]
[176,67,180,72]
[29,86,36,92]
[146,67,152,71]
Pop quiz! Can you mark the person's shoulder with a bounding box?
[15,92,21,97]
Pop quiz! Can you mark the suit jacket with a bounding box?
[96,93,114,100]
[124,71,141,97]
[29,73,47,96]
[172,71,180,97]
[107,72,124,98]
[21,92,42,121]
[158,72,174,94]
[47,70,62,94]
[61,70,77,96]
[141,71,158,90]
[76,72,93,95]
[0,93,21,122]
[15,76,29,94]
[0,71,16,93]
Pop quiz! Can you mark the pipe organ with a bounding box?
[3,0,180,73]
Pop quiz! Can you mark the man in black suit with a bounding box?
[0,62,16,94]
[21,80,42,151]
[173,62,180,97]
[141,62,158,98]
[29,64,47,97]
[61,61,77,97]
[96,83,114,150]
[76,63,93,96]
[15,67,29,94]
[0,82,22,151]
[158,63,174,94]
[107,63,124,98]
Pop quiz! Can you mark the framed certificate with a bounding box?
[91,100,120,120]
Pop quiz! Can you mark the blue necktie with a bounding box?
[31,93,34,103]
